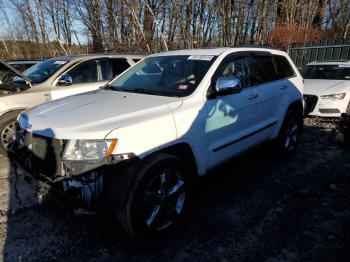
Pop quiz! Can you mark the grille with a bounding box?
[303,95,318,115]
[24,132,64,178]
[319,108,340,114]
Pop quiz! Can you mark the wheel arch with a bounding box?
[272,99,304,138]
[0,108,26,120]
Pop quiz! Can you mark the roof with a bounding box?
[307,60,350,66]
[150,47,286,57]
[46,52,148,62]
[6,60,41,64]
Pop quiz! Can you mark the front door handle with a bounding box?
[280,85,287,90]
[248,94,258,100]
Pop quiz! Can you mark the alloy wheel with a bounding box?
[0,120,18,150]
[141,170,186,231]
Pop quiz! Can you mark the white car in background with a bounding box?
[303,61,350,117]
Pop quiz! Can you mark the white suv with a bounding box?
[13,48,304,238]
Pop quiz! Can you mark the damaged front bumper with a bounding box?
[10,144,138,213]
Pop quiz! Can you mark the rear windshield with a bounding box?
[302,65,350,80]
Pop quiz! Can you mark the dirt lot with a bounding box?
[1,118,350,262]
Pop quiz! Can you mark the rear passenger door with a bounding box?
[247,54,284,132]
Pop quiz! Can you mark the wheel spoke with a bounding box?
[145,205,161,226]
[160,172,167,193]
[289,124,298,135]
[166,180,184,198]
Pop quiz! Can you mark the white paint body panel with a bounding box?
[20,48,304,176]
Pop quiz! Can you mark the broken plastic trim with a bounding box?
[63,153,137,176]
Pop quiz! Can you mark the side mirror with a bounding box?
[58,74,72,86]
[215,76,242,95]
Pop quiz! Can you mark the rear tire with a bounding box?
[0,111,22,156]
[275,107,303,155]
[117,153,189,239]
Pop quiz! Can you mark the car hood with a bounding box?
[0,60,32,93]
[20,89,182,139]
[304,79,350,95]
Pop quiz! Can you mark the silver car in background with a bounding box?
[0,53,146,155]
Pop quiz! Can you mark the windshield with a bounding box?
[302,65,350,80]
[13,59,68,84]
[108,55,216,97]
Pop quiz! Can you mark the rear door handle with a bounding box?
[248,94,258,100]
[280,85,287,90]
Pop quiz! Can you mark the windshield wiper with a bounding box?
[105,86,158,95]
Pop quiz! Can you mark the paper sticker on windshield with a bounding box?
[339,64,350,68]
[54,61,68,65]
[188,55,214,61]
[177,83,190,90]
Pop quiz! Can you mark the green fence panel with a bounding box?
[288,41,350,68]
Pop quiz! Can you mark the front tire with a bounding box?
[117,153,189,239]
[0,111,21,156]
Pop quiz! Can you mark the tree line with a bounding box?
[0,0,349,59]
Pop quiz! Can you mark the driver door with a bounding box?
[51,58,109,100]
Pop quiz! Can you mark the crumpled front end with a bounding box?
[11,129,137,213]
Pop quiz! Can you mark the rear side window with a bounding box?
[273,55,295,78]
[248,56,279,86]
[109,59,130,78]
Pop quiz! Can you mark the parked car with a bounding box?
[0,53,146,155]
[302,60,350,117]
[6,59,41,72]
[13,48,304,238]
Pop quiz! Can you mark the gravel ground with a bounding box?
[1,118,350,262]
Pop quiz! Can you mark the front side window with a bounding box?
[108,55,216,97]
[13,59,68,84]
[69,59,108,84]
[217,57,250,88]
[302,65,350,80]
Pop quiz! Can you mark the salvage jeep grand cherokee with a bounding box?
[13,48,304,239]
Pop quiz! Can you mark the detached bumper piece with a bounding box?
[336,113,350,147]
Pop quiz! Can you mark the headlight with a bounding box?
[320,93,346,100]
[63,139,118,161]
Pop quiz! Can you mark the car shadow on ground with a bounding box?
[2,120,350,261]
